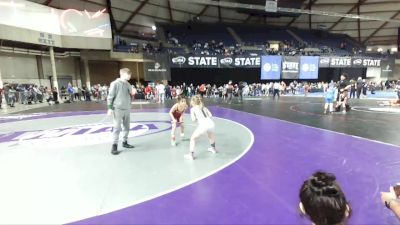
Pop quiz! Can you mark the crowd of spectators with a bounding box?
[2,79,398,110]
[0,82,113,109]
[61,83,110,103]
[191,40,244,56]
[0,83,47,108]
[123,80,364,104]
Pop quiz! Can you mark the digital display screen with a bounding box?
[0,0,111,39]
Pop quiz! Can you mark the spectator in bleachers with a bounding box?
[73,86,80,101]
[356,77,363,99]
[299,171,351,225]
[165,84,172,100]
[52,87,59,104]
[83,86,91,101]
[144,84,153,100]
[156,82,166,103]
[340,42,347,50]
[8,86,16,107]
[0,86,3,109]
[349,80,356,99]
[67,83,74,103]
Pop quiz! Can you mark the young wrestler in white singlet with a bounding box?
[185,95,216,160]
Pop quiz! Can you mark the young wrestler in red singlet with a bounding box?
[169,96,188,146]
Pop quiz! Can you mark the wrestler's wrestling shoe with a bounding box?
[111,144,120,155]
[122,141,135,148]
[184,153,195,161]
[207,147,217,154]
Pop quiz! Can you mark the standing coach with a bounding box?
[107,68,135,155]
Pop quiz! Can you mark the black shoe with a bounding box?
[122,141,134,148]
[111,144,120,155]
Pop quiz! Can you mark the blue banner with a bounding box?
[261,56,281,80]
[299,56,319,79]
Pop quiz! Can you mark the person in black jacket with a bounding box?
[0,87,3,109]
[349,80,356,99]
[238,81,245,102]
[362,79,368,96]
[336,75,351,112]
[52,87,59,104]
[356,77,363,99]
[337,74,350,100]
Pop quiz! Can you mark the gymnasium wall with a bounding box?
[0,50,147,89]
[88,61,145,86]
[120,62,145,83]
[394,61,400,80]
[0,52,81,87]
[88,61,119,86]
[0,53,38,81]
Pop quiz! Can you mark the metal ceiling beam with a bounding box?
[366,40,397,44]
[314,1,399,6]
[332,27,398,31]
[357,0,361,42]
[243,14,252,23]
[106,0,117,35]
[363,11,400,44]
[118,0,150,33]
[167,0,174,23]
[308,0,314,30]
[287,0,317,27]
[170,0,400,24]
[328,0,367,31]
[43,0,52,5]
[196,5,209,17]
[116,22,152,29]
[218,0,222,22]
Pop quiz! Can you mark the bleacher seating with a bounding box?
[164,24,237,46]
[112,23,368,57]
[290,28,360,55]
[231,25,295,45]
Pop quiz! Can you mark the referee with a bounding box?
[337,74,351,100]
[107,68,135,155]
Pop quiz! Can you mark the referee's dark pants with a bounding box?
[238,90,243,102]
[273,89,280,99]
[356,88,362,99]
[350,89,356,98]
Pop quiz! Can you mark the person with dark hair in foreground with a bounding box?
[381,186,400,220]
[299,171,351,225]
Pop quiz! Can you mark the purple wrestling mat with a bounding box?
[69,106,400,224]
